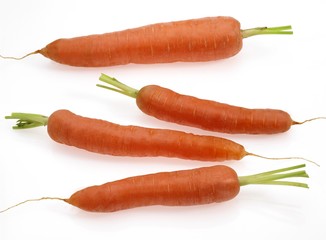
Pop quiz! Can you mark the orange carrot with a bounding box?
[0,17,292,67]
[5,110,315,164]
[0,164,309,213]
[97,74,326,134]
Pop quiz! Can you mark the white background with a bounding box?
[1,0,326,239]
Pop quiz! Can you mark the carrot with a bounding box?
[5,110,316,164]
[0,164,309,213]
[0,16,292,67]
[97,74,326,134]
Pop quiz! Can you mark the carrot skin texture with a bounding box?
[47,110,246,161]
[39,17,242,67]
[66,165,240,212]
[136,85,293,134]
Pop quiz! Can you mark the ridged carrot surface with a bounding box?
[67,165,240,212]
[46,110,246,161]
[136,85,293,134]
[43,17,241,67]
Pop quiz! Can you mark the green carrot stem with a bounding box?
[251,171,309,183]
[241,25,293,38]
[243,164,305,177]
[254,181,309,189]
[5,113,48,129]
[238,164,309,188]
[97,73,139,98]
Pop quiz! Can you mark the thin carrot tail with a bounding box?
[0,50,40,60]
[292,117,326,125]
[0,197,66,214]
[246,152,320,167]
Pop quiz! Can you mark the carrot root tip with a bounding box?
[0,197,66,214]
[0,50,40,60]
[246,152,320,167]
[292,117,326,126]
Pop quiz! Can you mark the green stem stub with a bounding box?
[241,25,293,38]
[5,113,49,129]
[97,73,139,99]
[238,164,309,188]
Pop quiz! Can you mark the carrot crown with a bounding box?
[5,113,49,129]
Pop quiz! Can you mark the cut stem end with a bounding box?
[98,73,139,99]
[241,25,293,38]
[5,112,49,129]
